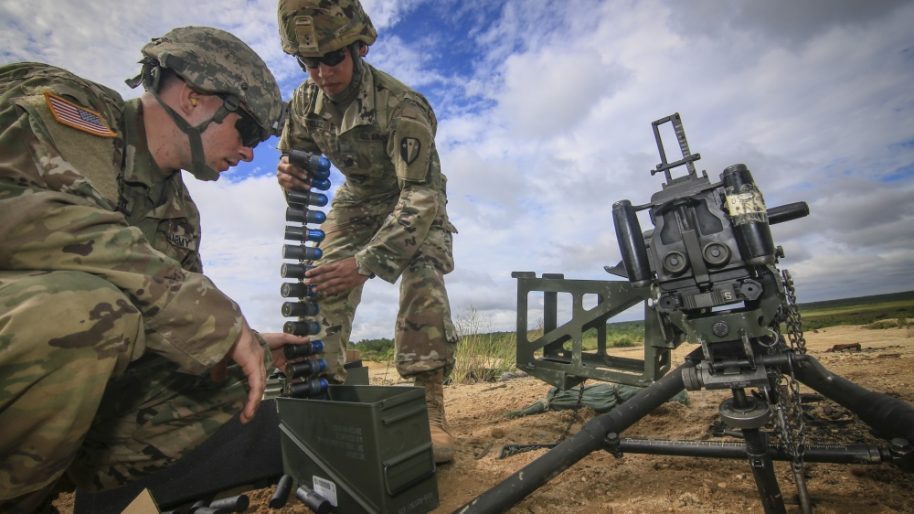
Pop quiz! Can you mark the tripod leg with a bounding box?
[794,354,914,462]
[791,460,812,514]
[720,388,786,514]
[743,428,786,514]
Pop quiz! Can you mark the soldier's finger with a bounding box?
[230,327,266,423]
[306,264,332,277]
[240,354,265,423]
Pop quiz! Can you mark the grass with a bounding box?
[799,293,914,331]
[450,309,516,384]
[353,337,395,361]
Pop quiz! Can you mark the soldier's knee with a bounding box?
[2,270,143,360]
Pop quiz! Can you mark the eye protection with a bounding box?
[218,94,267,148]
[234,111,267,148]
[296,48,348,70]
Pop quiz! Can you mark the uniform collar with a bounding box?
[120,98,168,190]
[120,99,187,214]
[312,62,375,133]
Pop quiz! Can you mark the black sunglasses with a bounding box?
[296,48,348,70]
[234,112,266,148]
[217,94,266,148]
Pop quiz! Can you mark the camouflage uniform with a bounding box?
[279,62,459,380]
[0,57,259,510]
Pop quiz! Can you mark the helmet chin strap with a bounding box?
[150,90,233,181]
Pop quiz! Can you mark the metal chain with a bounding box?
[782,269,807,355]
[557,381,587,443]
[781,268,808,461]
[776,268,811,512]
[499,381,588,459]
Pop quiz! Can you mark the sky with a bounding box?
[3,0,913,342]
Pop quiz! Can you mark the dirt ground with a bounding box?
[56,324,914,513]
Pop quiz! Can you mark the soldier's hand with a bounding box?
[305,257,370,296]
[277,154,312,191]
[229,324,266,423]
[259,332,310,369]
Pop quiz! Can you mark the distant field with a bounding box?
[799,291,914,330]
[353,291,914,362]
[567,291,914,347]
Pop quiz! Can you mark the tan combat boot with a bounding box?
[414,369,455,464]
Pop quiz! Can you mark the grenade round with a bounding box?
[309,165,331,180]
[286,358,327,378]
[208,495,249,512]
[280,282,316,298]
[269,475,294,508]
[280,263,314,279]
[296,485,333,514]
[285,226,325,242]
[286,190,328,207]
[191,508,227,514]
[288,150,331,178]
[282,244,322,261]
[287,377,329,398]
[285,207,327,224]
[283,340,325,360]
[283,320,321,336]
[281,301,320,317]
[284,228,325,243]
[284,225,305,241]
[310,177,332,191]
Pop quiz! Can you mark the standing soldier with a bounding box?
[0,27,298,511]
[276,0,459,463]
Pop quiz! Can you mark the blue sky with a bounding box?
[3,0,914,341]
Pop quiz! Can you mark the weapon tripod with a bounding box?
[457,114,914,513]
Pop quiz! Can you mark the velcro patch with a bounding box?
[44,92,117,138]
[392,117,432,182]
[294,16,319,54]
[400,137,421,165]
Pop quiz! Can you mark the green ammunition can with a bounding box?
[276,386,438,513]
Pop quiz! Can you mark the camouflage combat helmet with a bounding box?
[127,26,285,180]
[278,0,377,57]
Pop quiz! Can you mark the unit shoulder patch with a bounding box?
[400,137,421,165]
[44,92,117,138]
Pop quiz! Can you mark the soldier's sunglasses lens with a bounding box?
[235,114,264,148]
[297,48,348,70]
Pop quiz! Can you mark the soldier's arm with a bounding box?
[0,100,243,375]
[353,98,444,283]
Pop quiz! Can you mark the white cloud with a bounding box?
[5,0,914,342]
[495,48,624,138]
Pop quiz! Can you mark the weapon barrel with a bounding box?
[455,348,702,514]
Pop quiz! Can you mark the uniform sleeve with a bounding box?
[277,86,322,155]
[0,100,241,374]
[354,98,444,282]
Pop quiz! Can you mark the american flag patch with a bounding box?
[44,92,117,138]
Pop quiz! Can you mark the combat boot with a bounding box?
[414,369,455,464]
